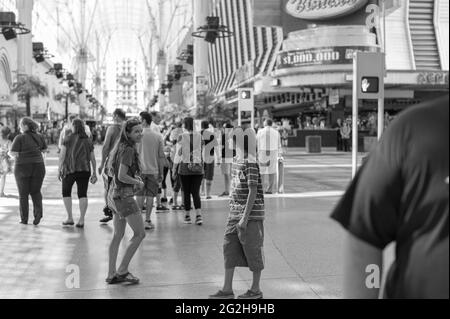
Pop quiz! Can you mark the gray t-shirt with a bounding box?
[137,128,165,175]
[10,132,47,165]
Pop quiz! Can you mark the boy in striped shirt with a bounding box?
[210,127,265,300]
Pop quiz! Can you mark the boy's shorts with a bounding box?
[223,220,265,272]
[135,174,159,197]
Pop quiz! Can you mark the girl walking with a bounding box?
[176,117,204,225]
[59,119,97,228]
[9,118,47,225]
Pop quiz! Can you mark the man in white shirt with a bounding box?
[256,119,282,194]
[150,111,162,134]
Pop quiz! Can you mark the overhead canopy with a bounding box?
[96,0,153,60]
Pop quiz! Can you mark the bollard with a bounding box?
[306,136,322,153]
[278,157,285,194]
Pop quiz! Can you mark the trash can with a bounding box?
[306,136,322,153]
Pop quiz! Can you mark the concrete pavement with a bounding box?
[0,145,367,299]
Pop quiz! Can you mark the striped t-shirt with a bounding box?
[229,160,265,221]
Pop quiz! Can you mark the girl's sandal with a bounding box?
[106,275,121,285]
[116,272,140,285]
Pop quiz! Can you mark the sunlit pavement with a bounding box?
[0,145,367,299]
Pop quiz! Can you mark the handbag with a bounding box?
[187,163,203,174]
[178,134,204,175]
[178,153,203,174]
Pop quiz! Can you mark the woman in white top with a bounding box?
[0,127,12,197]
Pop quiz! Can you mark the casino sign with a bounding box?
[286,0,369,20]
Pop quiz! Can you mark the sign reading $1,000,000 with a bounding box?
[277,46,373,69]
[286,0,369,20]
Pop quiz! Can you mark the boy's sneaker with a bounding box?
[169,198,174,205]
[100,216,113,223]
[195,215,203,226]
[237,290,263,299]
[209,290,235,299]
[145,220,155,230]
[184,215,192,224]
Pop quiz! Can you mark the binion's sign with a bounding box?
[286,0,369,20]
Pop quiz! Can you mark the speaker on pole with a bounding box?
[2,27,16,40]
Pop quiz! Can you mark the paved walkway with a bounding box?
[0,146,369,299]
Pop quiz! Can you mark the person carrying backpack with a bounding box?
[176,117,204,225]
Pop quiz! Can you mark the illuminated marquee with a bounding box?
[286,0,369,20]
[277,46,374,69]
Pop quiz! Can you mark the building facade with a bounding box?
[203,0,448,142]
[263,0,449,123]
[208,0,283,101]
[114,58,143,114]
[1,0,77,125]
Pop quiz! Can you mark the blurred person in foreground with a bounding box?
[331,94,449,299]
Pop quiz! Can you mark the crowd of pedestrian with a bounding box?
[1,93,447,300]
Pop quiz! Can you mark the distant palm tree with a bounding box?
[11,75,49,117]
[54,92,78,104]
